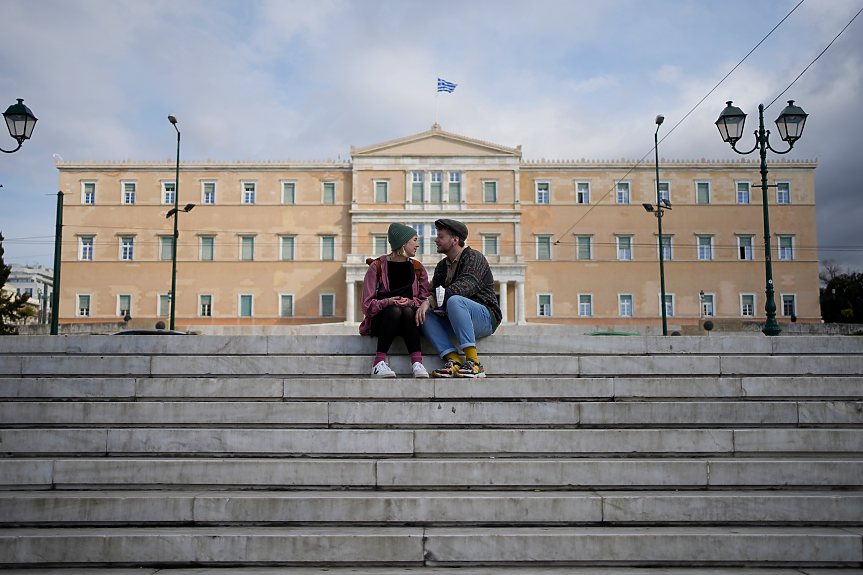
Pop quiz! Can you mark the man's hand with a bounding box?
[416,299,430,325]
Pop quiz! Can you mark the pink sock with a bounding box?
[410,352,422,364]
[374,352,387,365]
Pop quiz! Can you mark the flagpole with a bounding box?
[435,80,439,125]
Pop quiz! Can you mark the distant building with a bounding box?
[55,124,818,328]
[4,264,53,324]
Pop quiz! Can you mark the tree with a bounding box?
[0,232,32,335]
[821,269,863,324]
[819,259,844,287]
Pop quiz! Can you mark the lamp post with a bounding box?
[715,100,808,336]
[167,114,181,331]
[1,99,38,153]
[642,114,671,335]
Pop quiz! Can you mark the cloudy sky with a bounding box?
[2,0,862,272]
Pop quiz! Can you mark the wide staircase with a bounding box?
[0,331,862,572]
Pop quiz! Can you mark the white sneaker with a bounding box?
[371,360,396,378]
[412,361,429,378]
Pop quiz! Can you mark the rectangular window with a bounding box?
[536,182,549,204]
[160,237,174,261]
[77,294,91,317]
[239,295,253,317]
[536,236,552,260]
[375,181,388,203]
[374,236,389,255]
[240,237,255,261]
[738,236,753,260]
[782,294,796,317]
[579,294,592,317]
[616,182,630,204]
[282,182,295,204]
[280,294,293,317]
[660,236,672,261]
[483,235,499,256]
[323,182,335,204]
[411,224,425,255]
[200,295,212,317]
[280,236,295,261]
[321,236,335,261]
[698,236,713,260]
[617,236,632,261]
[159,294,170,317]
[79,237,94,261]
[779,236,793,260]
[83,182,96,205]
[577,236,592,260]
[121,237,134,261]
[777,182,790,204]
[663,295,674,317]
[577,182,590,204]
[123,182,136,205]
[320,294,335,317]
[163,182,176,205]
[411,172,423,203]
[737,182,750,204]
[619,294,633,317]
[203,182,216,205]
[448,172,461,203]
[538,294,552,317]
[741,294,755,317]
[430,172,442,203]
[484,181,497,203]
[657,182,670,204]
[701,294,715,317]
[118,295,131,317]
[200,236,214,261]
[243,182,256,205]
[696,182,710,204]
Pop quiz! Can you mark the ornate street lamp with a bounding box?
[168,114,181,331]
[643,114,671,335]
[1,99,38,153]
[715,100,808,336]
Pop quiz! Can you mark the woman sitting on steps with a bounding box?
[359,223,431,378]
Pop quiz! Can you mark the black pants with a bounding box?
[371,305,422,355]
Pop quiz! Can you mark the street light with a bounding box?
[167,114,181,331]
[715,100,808,336]
[642,114,671,335]
[1,99,38,153]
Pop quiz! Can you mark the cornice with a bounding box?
[55,159,353,171]
[520,158,818,170]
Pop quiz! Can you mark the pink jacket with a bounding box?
[359,256,431,335]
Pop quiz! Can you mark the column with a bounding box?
[499,281,508,324]
[515,280,526,324]
[345,280,356,325]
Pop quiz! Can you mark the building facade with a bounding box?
[55,124,819,328]
[3,264,53,324]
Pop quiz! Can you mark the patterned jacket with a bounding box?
[432,246,502,331]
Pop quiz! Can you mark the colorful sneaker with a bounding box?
[371,360,396,378]
[412,362,429,379]
[457,359,486,378]
[432,358,462,378]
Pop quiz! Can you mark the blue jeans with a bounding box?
[421,295,494,358]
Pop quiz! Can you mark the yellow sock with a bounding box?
[463,346,478,363]
[444,352,461,364]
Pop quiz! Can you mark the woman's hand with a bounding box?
[390,296,411,307]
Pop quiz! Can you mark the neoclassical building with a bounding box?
[55,124,819,329]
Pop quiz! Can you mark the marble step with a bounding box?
[0,526,860,566]
[4,354,863,377]
[0,568,859,575]
[2,490,862,525]
[4,458,863,490]
[4,400,860,427]
[2,334,862,357]
[3,376,863,401]
[2,428,862,456]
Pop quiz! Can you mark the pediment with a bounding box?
[351,124,521,158]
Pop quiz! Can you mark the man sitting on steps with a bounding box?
[416,218,502,378]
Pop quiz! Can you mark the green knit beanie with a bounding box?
[388,222,416,252]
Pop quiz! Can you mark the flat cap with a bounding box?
[435,218,469,241]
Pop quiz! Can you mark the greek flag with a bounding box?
[437,78,457,93]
